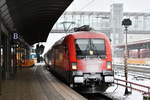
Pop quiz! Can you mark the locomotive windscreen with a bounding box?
[75,39,106,58]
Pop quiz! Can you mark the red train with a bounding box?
[44,31,114,92]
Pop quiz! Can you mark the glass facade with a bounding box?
[52,12,150,32]
[52,12,111,32]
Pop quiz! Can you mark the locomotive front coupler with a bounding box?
[85,78,99,86]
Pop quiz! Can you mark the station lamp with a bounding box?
[122,18,132,95]
[122,18,132,27]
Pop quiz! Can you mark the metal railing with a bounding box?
[114,78,150,95]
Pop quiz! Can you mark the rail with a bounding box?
[114,78,150,95]
[113,64,150,74]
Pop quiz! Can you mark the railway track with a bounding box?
[81,93,114,100]
[80,92,127,100]
[114,64,150,74]
[113,64,150,79]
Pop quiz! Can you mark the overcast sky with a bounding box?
[66,0,150,12]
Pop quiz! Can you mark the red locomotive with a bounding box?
[44,30,114,92]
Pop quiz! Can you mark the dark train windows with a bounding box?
[75,38,106,58]
[76,39,89,51]
[91,39,105,55]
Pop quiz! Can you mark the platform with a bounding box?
[0,65,86,100]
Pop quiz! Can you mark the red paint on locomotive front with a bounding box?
[66,32,112,72]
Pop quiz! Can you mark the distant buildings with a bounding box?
[51,3,150,45]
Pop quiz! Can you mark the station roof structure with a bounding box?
[114,39,150,49]
[0,0,73,45]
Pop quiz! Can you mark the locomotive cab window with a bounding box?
[75,39,106,58]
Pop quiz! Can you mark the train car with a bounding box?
[113,48,150,65]
[45,31,114,92]
[20,53,37,67]
[16,48,37,67]
[127,49,150,65]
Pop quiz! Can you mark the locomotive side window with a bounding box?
[75,39,106,58]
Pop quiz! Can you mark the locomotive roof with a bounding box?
[45,31,110,55]
[69,31,108,39]
[53,31,108,46]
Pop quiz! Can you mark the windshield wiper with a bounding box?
[90,40,99,56]
[84,39,91,56]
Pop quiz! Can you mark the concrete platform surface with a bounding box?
[0,65,86,100]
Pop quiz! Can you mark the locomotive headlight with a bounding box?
[107,62,112,69]
[89,50,94,55]
[72,63,77,70]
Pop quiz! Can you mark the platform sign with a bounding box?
[13,33,19,40]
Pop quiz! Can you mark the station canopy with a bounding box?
[0,0,73,45]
